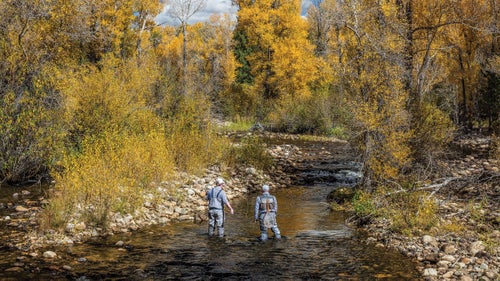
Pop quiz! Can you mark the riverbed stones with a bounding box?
[74,222,86,231]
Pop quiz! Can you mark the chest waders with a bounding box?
[208,188,224,237]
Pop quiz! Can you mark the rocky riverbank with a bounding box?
[247,132,499,281]
[362,134,499,281]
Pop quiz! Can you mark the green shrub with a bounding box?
[352,191,376,218]
[327,126,348,140]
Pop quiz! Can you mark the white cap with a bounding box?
[262,185,269,192]
[216,178,225,185]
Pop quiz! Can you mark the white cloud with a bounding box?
[154,0,313,26]
[155,0,238,26]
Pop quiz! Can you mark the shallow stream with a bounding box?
[1,184,421,280]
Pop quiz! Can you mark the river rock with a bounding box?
[66,223,75,233]
[441,244,457,254]
[74,222,86,231]
[15,206,29,212]
[460,275,473,281]
[470,241,485,255]
[5,267,23,272]
[43,251,57,258]
[158,217,170,224]
[442,255,456,262]
[485,271,498,279]
[422,235,438,247]
[423,268,438,276]
[437,260,451,267]
[443,271,454,278]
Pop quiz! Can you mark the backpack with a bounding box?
[259,194,275,212]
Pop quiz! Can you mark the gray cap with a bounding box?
[262,185,269,192]
[216,178,225,185]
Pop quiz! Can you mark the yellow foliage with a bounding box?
[165,94,229,173]
[47,129,175,228]
[237,0,319,100]
[61,56,161,143]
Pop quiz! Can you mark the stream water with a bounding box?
[1,183,422,280]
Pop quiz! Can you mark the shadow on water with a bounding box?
[1,184,422,280]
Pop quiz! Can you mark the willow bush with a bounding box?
[0,81,65,184]
[45,129,175,228]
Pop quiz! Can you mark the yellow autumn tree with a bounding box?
[234,0,322,129]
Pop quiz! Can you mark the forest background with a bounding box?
[0,0,498,231]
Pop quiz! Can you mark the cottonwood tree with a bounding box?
[234,0,321,127]
[192,15,237,104]
[306,0,337,57]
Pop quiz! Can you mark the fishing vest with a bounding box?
[258,194,275,212]
[208,187,224,210]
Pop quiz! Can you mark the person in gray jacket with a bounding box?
[254,184,281,241]
[206,178,234,237]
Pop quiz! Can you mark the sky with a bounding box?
[154,0,314,26]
